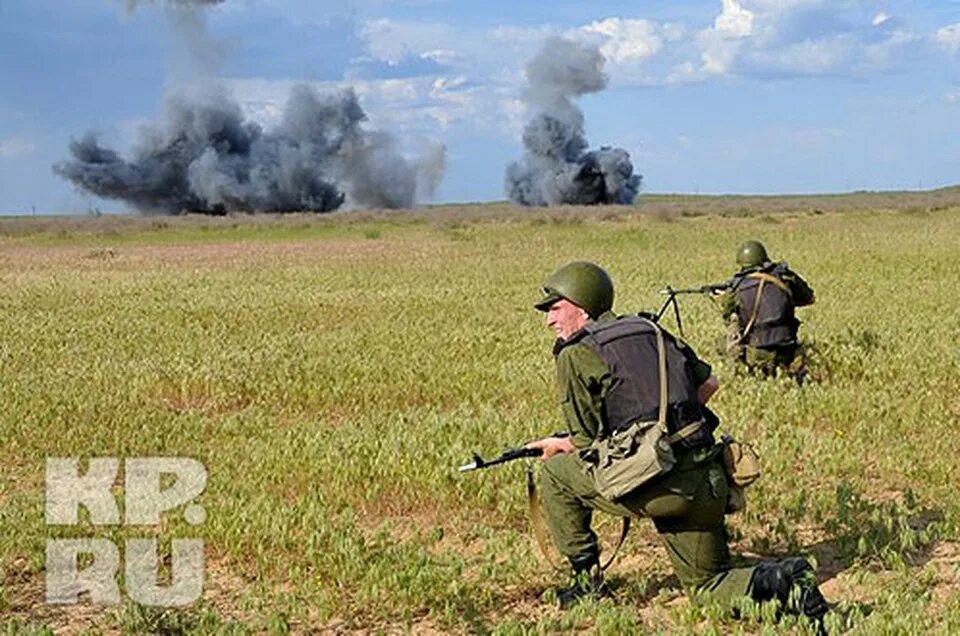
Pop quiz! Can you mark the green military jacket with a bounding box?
[555,311,712,450]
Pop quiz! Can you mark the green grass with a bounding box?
[2,202,959,632]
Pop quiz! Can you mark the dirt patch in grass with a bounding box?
[926,541,960,609]
[2,554,256,633]
[356,489,450,533]
[3,557,116,634]
[153,379,254,417]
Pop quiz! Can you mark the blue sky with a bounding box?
[1,0,959,214]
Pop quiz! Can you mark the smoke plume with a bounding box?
[55,0,443,214]
[505,37,641,206]
[54,85,442,214]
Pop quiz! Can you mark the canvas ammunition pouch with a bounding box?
[583,318,704,500]
[720,434,761,513]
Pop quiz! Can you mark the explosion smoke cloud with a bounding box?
[505,37,641,206]
[55,0,442,214]
[54,85,442,214]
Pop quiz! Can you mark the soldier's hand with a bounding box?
[526,436,575,459]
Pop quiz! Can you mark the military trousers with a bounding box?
[744,344,804,376]
[540,448,756,604]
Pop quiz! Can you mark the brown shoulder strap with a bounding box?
[639,317,703,442]
[746,271,791,294]
[737,276,767,343]
[637,317,668,433]
[736,272,791,343]
[738,269,793,344]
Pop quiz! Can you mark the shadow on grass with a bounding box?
[748,484,948,626]
[809,506,946,584]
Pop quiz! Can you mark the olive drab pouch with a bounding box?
[720,434,761,513]
[591,418,676,500]
[588,318,697,500]
[722,436,761,486]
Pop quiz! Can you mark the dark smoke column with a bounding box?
[54,85,442,215]
[505,37,641,206]
[53,0,443,215]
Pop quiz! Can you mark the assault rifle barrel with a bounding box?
[459,432,570,473]
[658,283,729,295]
[458,447,542,472]
[654,283,728,337]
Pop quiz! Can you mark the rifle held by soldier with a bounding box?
[653,283,729,336]
[459,432,570,472]
[658,282,730,296]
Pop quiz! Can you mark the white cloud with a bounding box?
[0,138,36,159]
[354,7,926,96]
[667,61,700,84]
[700,30,744,76]
[574,18,663,63]
[872,12,891,27]
[860,29,918,70]
[935,23,960,55]
[714,0,754,39]
[680,0,925,79]
[225,7,947,134]
[421,49,459,65]
[662,23,688,43]
[357,19,552,86]
[751,35,853,74]
[947,90,960,103]
[359,18,457,63]
[224,73,514,139]
[676,0,758,80]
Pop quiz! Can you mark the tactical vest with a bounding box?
[733,262,799,349]
[562,316,713,451]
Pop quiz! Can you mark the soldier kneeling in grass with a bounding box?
[719,240,815,380]
[527,261,829,629]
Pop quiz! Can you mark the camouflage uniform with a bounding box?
[540,310,756,604]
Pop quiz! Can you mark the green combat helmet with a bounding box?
[736,240,769,268]
[534,261,614,318]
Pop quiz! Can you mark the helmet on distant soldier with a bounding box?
[736,240,769,268]
[534,261,614,318]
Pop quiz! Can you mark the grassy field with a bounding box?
[2,195,960,634]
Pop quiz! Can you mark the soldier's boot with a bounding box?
[556,554,609,609]
[749,557,829,632]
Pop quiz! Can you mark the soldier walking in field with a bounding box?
[526,261,828,627]
[720,240,815,378]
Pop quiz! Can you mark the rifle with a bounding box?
[458,431,630,571]
[660,283,730,296]
[654,283,729,337]
[458,432,570,472]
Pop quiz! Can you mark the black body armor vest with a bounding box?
[561,316,714,451]
[733,262,799,349]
